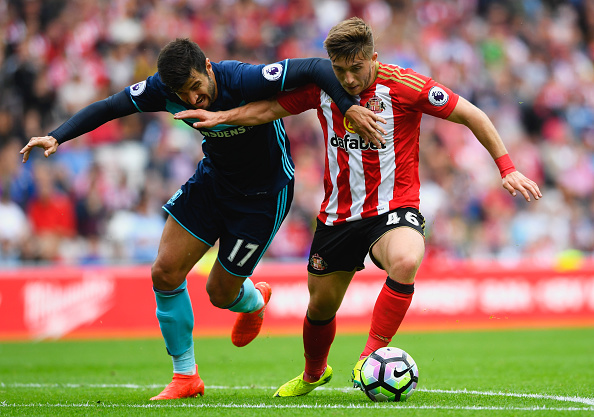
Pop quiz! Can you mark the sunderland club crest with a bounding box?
[309,253,328,271]
[366,96,386,114]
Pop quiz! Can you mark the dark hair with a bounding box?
[157,38,207,92]
[324,17,375,62]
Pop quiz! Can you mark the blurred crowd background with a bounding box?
[0,0,593,266]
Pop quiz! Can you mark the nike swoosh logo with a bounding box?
[393,365,414,378]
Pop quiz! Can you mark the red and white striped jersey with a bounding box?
[278,62,459,225]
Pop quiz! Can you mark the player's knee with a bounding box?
[205,281,236,308]
[385,253,421,283]
[151,261,185,291]
[207,290,229,308]
[307,299,339,321]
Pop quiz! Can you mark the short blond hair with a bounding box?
[324,17,375,62]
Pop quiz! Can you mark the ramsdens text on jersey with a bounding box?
[199,126,253,138]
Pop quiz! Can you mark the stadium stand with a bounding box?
[1,0,593,265]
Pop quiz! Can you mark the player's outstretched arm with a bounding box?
[20,91,137,162]
[20,136,59,163]
[446,96,542,202]
[176,95,387,148]
[175,98,291,128]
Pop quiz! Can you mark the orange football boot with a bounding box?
[150,365,205,400]
[231,282,272,347]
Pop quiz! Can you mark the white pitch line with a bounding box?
[2,383,593,407]
[414,388,594,407]
[0,402,592,411]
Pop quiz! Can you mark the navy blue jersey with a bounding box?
[126,60,307,197]
[51,58,355,198]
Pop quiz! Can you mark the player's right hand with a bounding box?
[20,136,59,163]
[174,109,221,129]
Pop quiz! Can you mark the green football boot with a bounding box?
[351,357,367,390]
[273,366,333,397]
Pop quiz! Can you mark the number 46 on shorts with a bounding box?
[386,211,420,227]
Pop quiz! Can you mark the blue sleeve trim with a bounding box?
[273,120,295,179]
[129,96,144,113]
[281,59,289,91]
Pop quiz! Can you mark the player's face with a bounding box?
[175,60,218,109]
[331,51,378,96]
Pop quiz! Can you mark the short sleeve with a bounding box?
[125,74,168,112]
[414,79,459,119]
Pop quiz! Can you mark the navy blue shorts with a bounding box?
[163,164,294,277]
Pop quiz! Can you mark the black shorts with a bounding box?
[163,163,294,277]
[307,207,425,275]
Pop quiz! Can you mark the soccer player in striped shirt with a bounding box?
[175,18,542,397]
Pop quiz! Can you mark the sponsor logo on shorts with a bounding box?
[365,96,386,114]
[330,133,386,151]
[262,63,283,81]
[428,86,449,107]
[130,81,146,96]
[310,253,328,271]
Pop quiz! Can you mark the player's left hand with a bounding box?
[345,105,387,148]
[502,171,542,202]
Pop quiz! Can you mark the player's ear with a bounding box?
[205,58,212,71]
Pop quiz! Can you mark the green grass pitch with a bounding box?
[0,327,593,416]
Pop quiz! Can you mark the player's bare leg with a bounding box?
[306,271,355,322]
[371,227,424,287]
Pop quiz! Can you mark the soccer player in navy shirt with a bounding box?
[20,38,381,400]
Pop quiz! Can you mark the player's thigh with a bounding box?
[367,207,425,277]
[370,227,425,280]
[307,270,355,320]
[152,216,212,290]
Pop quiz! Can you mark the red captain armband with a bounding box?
[495,154,516,178]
